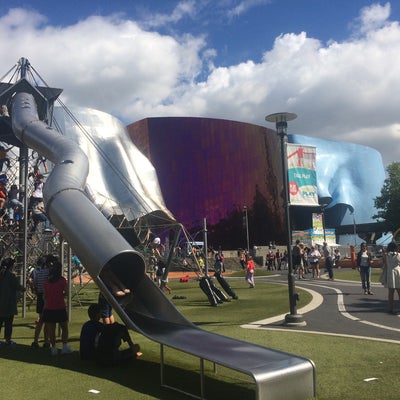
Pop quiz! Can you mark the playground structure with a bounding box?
[1,58,315,400]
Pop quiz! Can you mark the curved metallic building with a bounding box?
[127,117,386,247]
[128,117,287,246]
[289,134,386,229]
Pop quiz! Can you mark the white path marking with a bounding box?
[242,281,400,343]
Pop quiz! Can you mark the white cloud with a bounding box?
[352,2,391,35]
[140,0,197,28]
[227,0,271,18]
[0,4,399,167]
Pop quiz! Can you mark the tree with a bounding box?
[374,162,400,232]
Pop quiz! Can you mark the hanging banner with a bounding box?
[287,143,318,206]
[312,213,324,234]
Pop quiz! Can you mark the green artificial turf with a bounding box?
[0,275,398,400]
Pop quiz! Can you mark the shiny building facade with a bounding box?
[127,117,386,248]
[128,117,286,247]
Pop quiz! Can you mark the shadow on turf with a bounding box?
[0,344,255,400]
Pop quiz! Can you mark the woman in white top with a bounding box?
[308,245,321,278]
[382,242,400,314]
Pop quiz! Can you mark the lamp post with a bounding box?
[352,210,357,246]
[203,218,209,276]
[265,112,305,326]
[243,205,250,253]
[320,204,328,243]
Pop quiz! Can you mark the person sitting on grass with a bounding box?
[79,303,142,365]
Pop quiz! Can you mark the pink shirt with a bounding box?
[44,277,67,310]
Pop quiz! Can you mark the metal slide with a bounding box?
[12,92,315,400]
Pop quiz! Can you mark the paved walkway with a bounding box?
[242,271,400,344]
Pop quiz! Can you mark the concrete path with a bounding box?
[242,271,400,344]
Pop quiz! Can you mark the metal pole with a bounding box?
[203,218,209,276]
[20,144,29,317]
[243,206,250,253]
[266,112,305,326]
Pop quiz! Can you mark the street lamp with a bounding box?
[265,112,305,326]
[352,209,357,246]
[320,204,328,243]
[243,206,250,253]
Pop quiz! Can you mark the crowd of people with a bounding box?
[290,240,338,280]
[0,132,52,233]
[0,251,142,365]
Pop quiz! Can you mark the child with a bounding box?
[245,256,255,288]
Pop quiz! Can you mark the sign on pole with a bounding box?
[287,144,318,206]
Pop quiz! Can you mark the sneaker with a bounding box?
[364,290,368,295]
[51,347,58,356]
[43,342,50,349]
[31,341,39,348]
[61,345,73,354]
[5,340,16,346]
[368,291,373,295]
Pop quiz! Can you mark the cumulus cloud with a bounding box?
[0,3,399,166]
[351,2,391,35]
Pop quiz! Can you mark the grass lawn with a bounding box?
[0,272,398,400]
[333,266,383,283]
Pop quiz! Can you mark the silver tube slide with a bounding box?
[11,91,192,329]
[12,93,145,284]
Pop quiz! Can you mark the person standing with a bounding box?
[0,258,25,346]
[245,256,255,288]
[308,245,322,278]
[42,255,73,355]
[381,242,400,313]
[72,254,84,286]
[155,260,172,294]
[357,243,373,295]
[292,240,302,278]
[31,256,50,348]
[275,249,282,270]
[322,242,334,280]
[215,249,225,274]
[238,250,247,270]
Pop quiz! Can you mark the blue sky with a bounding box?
[0,1,400,165]
[10,0,399,66]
